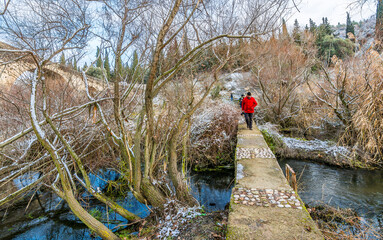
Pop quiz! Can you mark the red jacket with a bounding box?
[241,96,257,113]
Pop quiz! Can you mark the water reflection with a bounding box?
[3,170,234,239]
[278,159,383,231]
[190,169,235,212]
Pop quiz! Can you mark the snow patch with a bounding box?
[237,163,244,180]
[259,123,351,158]
[157,200,202,239]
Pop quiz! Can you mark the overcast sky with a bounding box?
[288,0,376,27]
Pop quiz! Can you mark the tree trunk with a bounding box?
[64,190,120,240]
[168,135,198,206]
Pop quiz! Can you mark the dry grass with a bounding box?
[309,204,382,239]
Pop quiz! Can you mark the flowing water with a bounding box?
[0,169,234,239]
[278,159,383,233]
[2,158,383,239]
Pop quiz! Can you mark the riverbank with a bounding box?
[259,123,382,170]
[0,168,235,239]
[277,158,383,239]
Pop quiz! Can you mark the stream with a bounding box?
[2,157,383,239]
[0,169,234,240]
[278,158,383,234]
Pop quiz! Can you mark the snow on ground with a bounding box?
[259,123,351,158]
[157,200,202,239]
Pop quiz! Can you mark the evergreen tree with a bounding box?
[96,46,102,68]
[305,24,309,32]
[83,62,88,71]
[115,56,123,80]
[60,53,65,65]
[127,50,139,82]
[321,17,332,36]
[104,50,111,79]
[182,30,191,54]
[73,57,77,70]
[293,19,301,44]
[376,0,383,41]
[309,18,317,33]
[346,12,355,38]
[131,50,138,72]
[282,18,289,38]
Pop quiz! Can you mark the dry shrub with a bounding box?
[309,50,383,166]
[351,50,383,165]
[309,204,382,239]
[189,100,240,168]
[244,34,316,127]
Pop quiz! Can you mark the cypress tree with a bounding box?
[96,46,102,68]
[346,12,355,38]
[376,0,383,41]
[293,19,301,44]
[321,17,332,36]
[73,57,77,70]
[309,18,317,33]
[131,51,138,72]
[60,53,65,65]
[282,18,289,39]
[182,30,191,54]
[104,50,111,79]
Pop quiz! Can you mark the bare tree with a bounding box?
[0,0,11,15]
[0,0,292,238]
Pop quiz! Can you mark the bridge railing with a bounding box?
[285,164,297,192]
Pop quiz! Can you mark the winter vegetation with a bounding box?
[0,0,383,239]
[0,0,292,239]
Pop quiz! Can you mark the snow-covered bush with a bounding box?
[189,100,240,168]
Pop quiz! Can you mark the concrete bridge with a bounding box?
[227,124,323,239]
[0,41,105,92]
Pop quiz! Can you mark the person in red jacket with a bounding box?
[241,92,258,130]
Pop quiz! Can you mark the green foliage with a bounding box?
[82,62,88,71]
[104,50,111,79]
[86,66,104,79]
[376,0,383,41]
[260,130,276,153]
[89,208,102,221]
[96,46,102,68]
[210,85,222,99]
[60,53,65,65]
[126,50,143,82]
[293,19,301,44]
[73,57,78,70]
[346,12,355,38]
[305,17,354,63]
[309,18,317,33]
[377,0,383,24]
[318,17,333,36]
[317,35,354,63]
[117,229,137,239]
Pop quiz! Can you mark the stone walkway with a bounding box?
[227,124,323,240]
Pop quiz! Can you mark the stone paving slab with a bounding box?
[237,138,269,148]
[227,124,323,240]
[236,158,289,190]
[228,204,322,240]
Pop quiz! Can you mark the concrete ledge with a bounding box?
[227,124,323,240]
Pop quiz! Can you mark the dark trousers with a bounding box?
[244,112,253,129]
